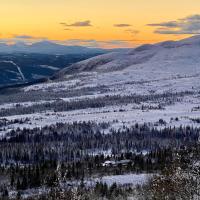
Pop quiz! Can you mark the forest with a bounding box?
[0,121,199,199]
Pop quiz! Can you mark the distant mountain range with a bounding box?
[0,41,108,55]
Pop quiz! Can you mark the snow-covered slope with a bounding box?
[0,53,104,87]
[48,35,200,96]
[0,61,25,85]
[58,35,200,76]
[2,36,200,135]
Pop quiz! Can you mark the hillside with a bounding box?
[0,35,200,199]
[58,35,200,80]
[0,35,200,132]
[48,35,200,97]
[0,53,104,87]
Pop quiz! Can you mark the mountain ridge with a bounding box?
[0,40,109,54]
[55,35,200,77]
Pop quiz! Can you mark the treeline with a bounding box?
[0,90,193,117]
[1,147,171,192]
[0,122,199,165]
[2,144,200,199]
[0,85,108,104]
[48,144,200,200]
[0,118,30,130]
[1,180,139,200]
[0,122,199,199]
[10,145,200,199]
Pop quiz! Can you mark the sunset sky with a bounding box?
[1,0,200,48]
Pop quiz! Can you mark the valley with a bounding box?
[0,40,108,87]
[0,36,200,199]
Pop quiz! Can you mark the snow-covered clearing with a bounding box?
[0,100,54,110]
[94,173,152,186]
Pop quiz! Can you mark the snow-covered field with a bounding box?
[8,173,151,199]
[0,100,54,111]
[94,173,152,186]
[1,94,200,136]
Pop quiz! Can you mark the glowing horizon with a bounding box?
[1,0,200,48]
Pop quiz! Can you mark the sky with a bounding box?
[1,0,200,48]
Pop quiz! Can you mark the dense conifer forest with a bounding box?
[0,121,199,199]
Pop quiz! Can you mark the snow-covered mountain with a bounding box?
[58,35,200,76]
[50,35,200,95]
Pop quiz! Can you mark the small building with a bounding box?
[102,159,132,167]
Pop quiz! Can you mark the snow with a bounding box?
[67,173,152,188]
[21,37,200,96]
[0,100,54,110]
[8,174,151,199]
[2,60,25,81]
[24,79,80,92]
[1,95,200,136]
[2,36,200,135]
[39,65,59,70]
[1,35,200,199]
[94,173,152,186]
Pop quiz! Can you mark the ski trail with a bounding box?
[3,61,26,81]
